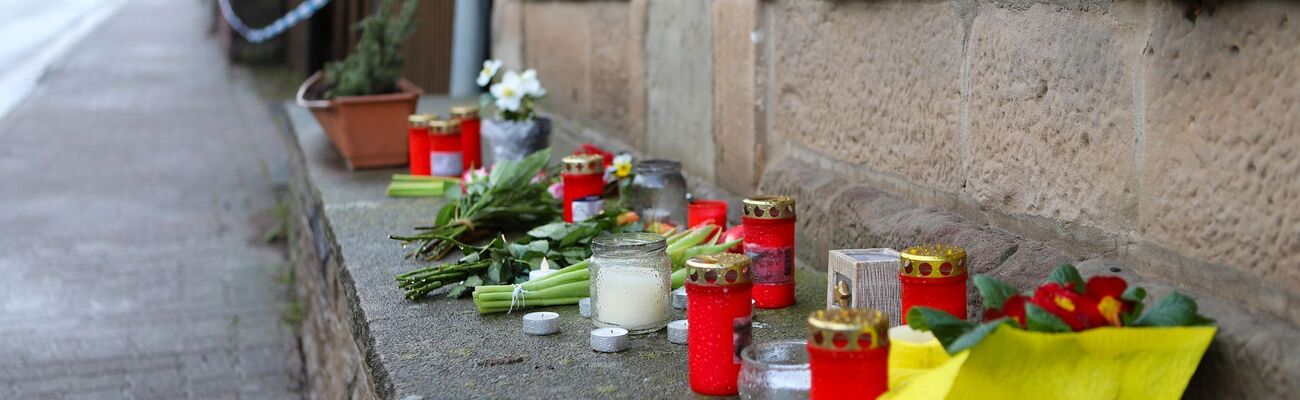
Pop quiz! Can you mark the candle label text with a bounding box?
[745,245,794,284]
[431,152,464,177]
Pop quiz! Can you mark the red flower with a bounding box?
[1085,276,1129,327]
[1030,283,1102,331]
[985,294,1028,328]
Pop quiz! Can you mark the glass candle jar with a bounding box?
[806,308,890,400]
[739,340,812,400]
[899,244,968,323]
[686,254,753,396]
[450,105,482,170]
[561,154,605,223]
[628,160,688,228]
[742,196,797,309]
[427,119,464,177]
[406,114,433,175]
[688,199,728,241]
[590,233,672,334]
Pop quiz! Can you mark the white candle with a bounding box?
[529,258,559,281]
[672,287,688,310]
[592,265,670,333]
[667,319,688,344]
[522,312,560,336]
[590,328,630,353]
[579,297,592,318]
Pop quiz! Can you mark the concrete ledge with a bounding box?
[281,99,829,399]
[760,157,1298,399]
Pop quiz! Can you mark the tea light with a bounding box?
[529,258,560,281]
[590,328,630,353]
[672,287,688,309]
[579,297,593,318]
[522,312,560,336]
[667,320,689,344]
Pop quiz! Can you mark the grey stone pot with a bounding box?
[483,116,551,163]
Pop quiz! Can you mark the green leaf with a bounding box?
[906,307,977,350]
[1025,304,1072,333]
[446,283,469,298]
[1132,292,1215,327]
[973,275,1020,311]
[527,222,567,239]
[1048,263,1086,293]
[526,240,549,255]
[946,319,1012,354]
[463,276,484,287]
[434,203,458,226]
[1122,286,1146,302]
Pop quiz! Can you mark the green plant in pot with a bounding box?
[296,0,423,170]
[476,59,551,163]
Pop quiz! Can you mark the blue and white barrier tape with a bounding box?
[218,0,331,43]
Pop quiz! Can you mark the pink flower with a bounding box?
[547,181,564,200]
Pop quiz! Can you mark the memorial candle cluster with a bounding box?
[685,253,753,396]
[742,195,797,309]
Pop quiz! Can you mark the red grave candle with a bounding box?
[560,154,605,222]
[741,195,797,309]
[688,200,728,240]
[806,308,890,400]
[427,119,463,177]
[685,254,753,396]
[899,244,968,323]
[406,114,433,175]
[451,105,482,170]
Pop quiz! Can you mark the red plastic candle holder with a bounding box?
[688,200,728,240]
[428,119,463,177]
[686,254,753,396]
[406,114,433,175]
[741,195,797,309]
[560,154,605,222]
[451,105,482,171]
[899,244,968,323]
[806,308,890,400]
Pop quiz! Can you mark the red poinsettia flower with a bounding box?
[1084,276,1129,327]
[985,294,1028,328]
[1030,283,1102,331]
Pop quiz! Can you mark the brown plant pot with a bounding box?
[296,71,424,170]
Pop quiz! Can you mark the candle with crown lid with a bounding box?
[899,244,968,323]
[561,154,605,223]
[742,195,797,309]
[450,105,482,170]
[685,254,753,396]
[406,114,433,175]
[427,118,463,177]
[806,308,890,399]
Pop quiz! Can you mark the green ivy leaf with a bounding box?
[906,307,977,351]
[1048,263,1086,294]
[946,318,1012,354]
[973,275,1020,311]
[1025,304,1073,333]
[1132,292,1215,327]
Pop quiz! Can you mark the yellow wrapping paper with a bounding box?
[884,326,1216,400]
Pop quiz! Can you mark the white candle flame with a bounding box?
[540,257,550,272]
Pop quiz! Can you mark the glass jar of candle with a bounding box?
[899,244,967,323]
[590,233,672,334]
[406,114,434,175]
[806,308,890,400]
[561,154,606,223]
[450,105,482,170]
[428,119,464,177]
[742,195,797,309]
[686,253,753,396]
[628,160,688,228]
[738,340,811,400]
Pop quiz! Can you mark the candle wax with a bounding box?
[593,266,670,333]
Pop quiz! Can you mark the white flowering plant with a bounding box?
[477,59,547,122]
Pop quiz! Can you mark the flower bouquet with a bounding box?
[476,60,550,163]
[886,264,1216,400]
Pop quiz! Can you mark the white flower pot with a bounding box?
[483,116,551,163]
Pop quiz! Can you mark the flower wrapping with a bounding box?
[483,117,550,163]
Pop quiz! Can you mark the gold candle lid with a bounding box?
[742,195,796,220]
[900,244,967,278]
[408,113,433,128]
[685,254,752,287]
[428,119,461,135]
[561,154,604,175]
[807,308,890,351]
[450,105,479,119]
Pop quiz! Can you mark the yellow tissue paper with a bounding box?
[883,325,1215,400]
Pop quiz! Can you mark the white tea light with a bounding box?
[667,319,688,345]
[590,327,630,353]
[528,258,560,281]
[672,287,688,310]
[579,297,592,318]
[522,312,560,336]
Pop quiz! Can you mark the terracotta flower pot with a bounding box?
[296,71,424,170]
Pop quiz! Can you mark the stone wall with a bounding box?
[494,0,1298,395]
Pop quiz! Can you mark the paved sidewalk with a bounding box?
[0,0,303,398]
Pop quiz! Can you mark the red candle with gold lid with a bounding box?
[450,105,482,170]
[741,195,796,309]
[686,253,753,396]
[560,154,605,222]
[806,308,890,399]
[688,199,728,241]
[427,119,463,177]
[406,114,433,175]
[899,244,968,323]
